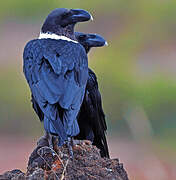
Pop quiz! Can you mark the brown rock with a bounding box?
[0,140,129,180]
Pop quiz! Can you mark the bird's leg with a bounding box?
[42,131,59,156]
[67,137,74,159]
[52,135,60,154]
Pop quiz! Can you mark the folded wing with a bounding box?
[23,39,88,145]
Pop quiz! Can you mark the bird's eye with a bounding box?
[61,12,71,19]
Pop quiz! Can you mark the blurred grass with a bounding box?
[0,0,130,21]
[0,65,43,136]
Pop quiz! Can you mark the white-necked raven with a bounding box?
[31,32,110,158]
[23,8,92,154]
[75,32,110,158]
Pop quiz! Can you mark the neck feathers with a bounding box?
[39,32,78,44]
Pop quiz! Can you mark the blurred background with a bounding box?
[0,0,176,179]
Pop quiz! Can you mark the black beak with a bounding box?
[70,9,93,23]
[86,34,107,47]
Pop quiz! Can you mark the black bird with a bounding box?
[23,8,92,154]
[32,32,110,158]
[75,32,110,158]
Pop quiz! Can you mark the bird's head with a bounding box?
[75,32,107,53]
[41,8,92,40]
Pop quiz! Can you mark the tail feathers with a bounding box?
[44,116,67,146]
[89,90,110,158]
[93,89,107,131]
[101,133,110,158]
[93,133,110,158]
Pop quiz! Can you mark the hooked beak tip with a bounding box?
[105,41,108,46]
[90,14,94,21]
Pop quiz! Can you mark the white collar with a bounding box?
[38,32,78,44]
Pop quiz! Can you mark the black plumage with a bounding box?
[23,8,91,147]
[31,32,110,158]
[75,32,110,158]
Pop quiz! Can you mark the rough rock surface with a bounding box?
[0,137,129,180]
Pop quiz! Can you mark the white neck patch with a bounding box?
[38,32,78,44]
